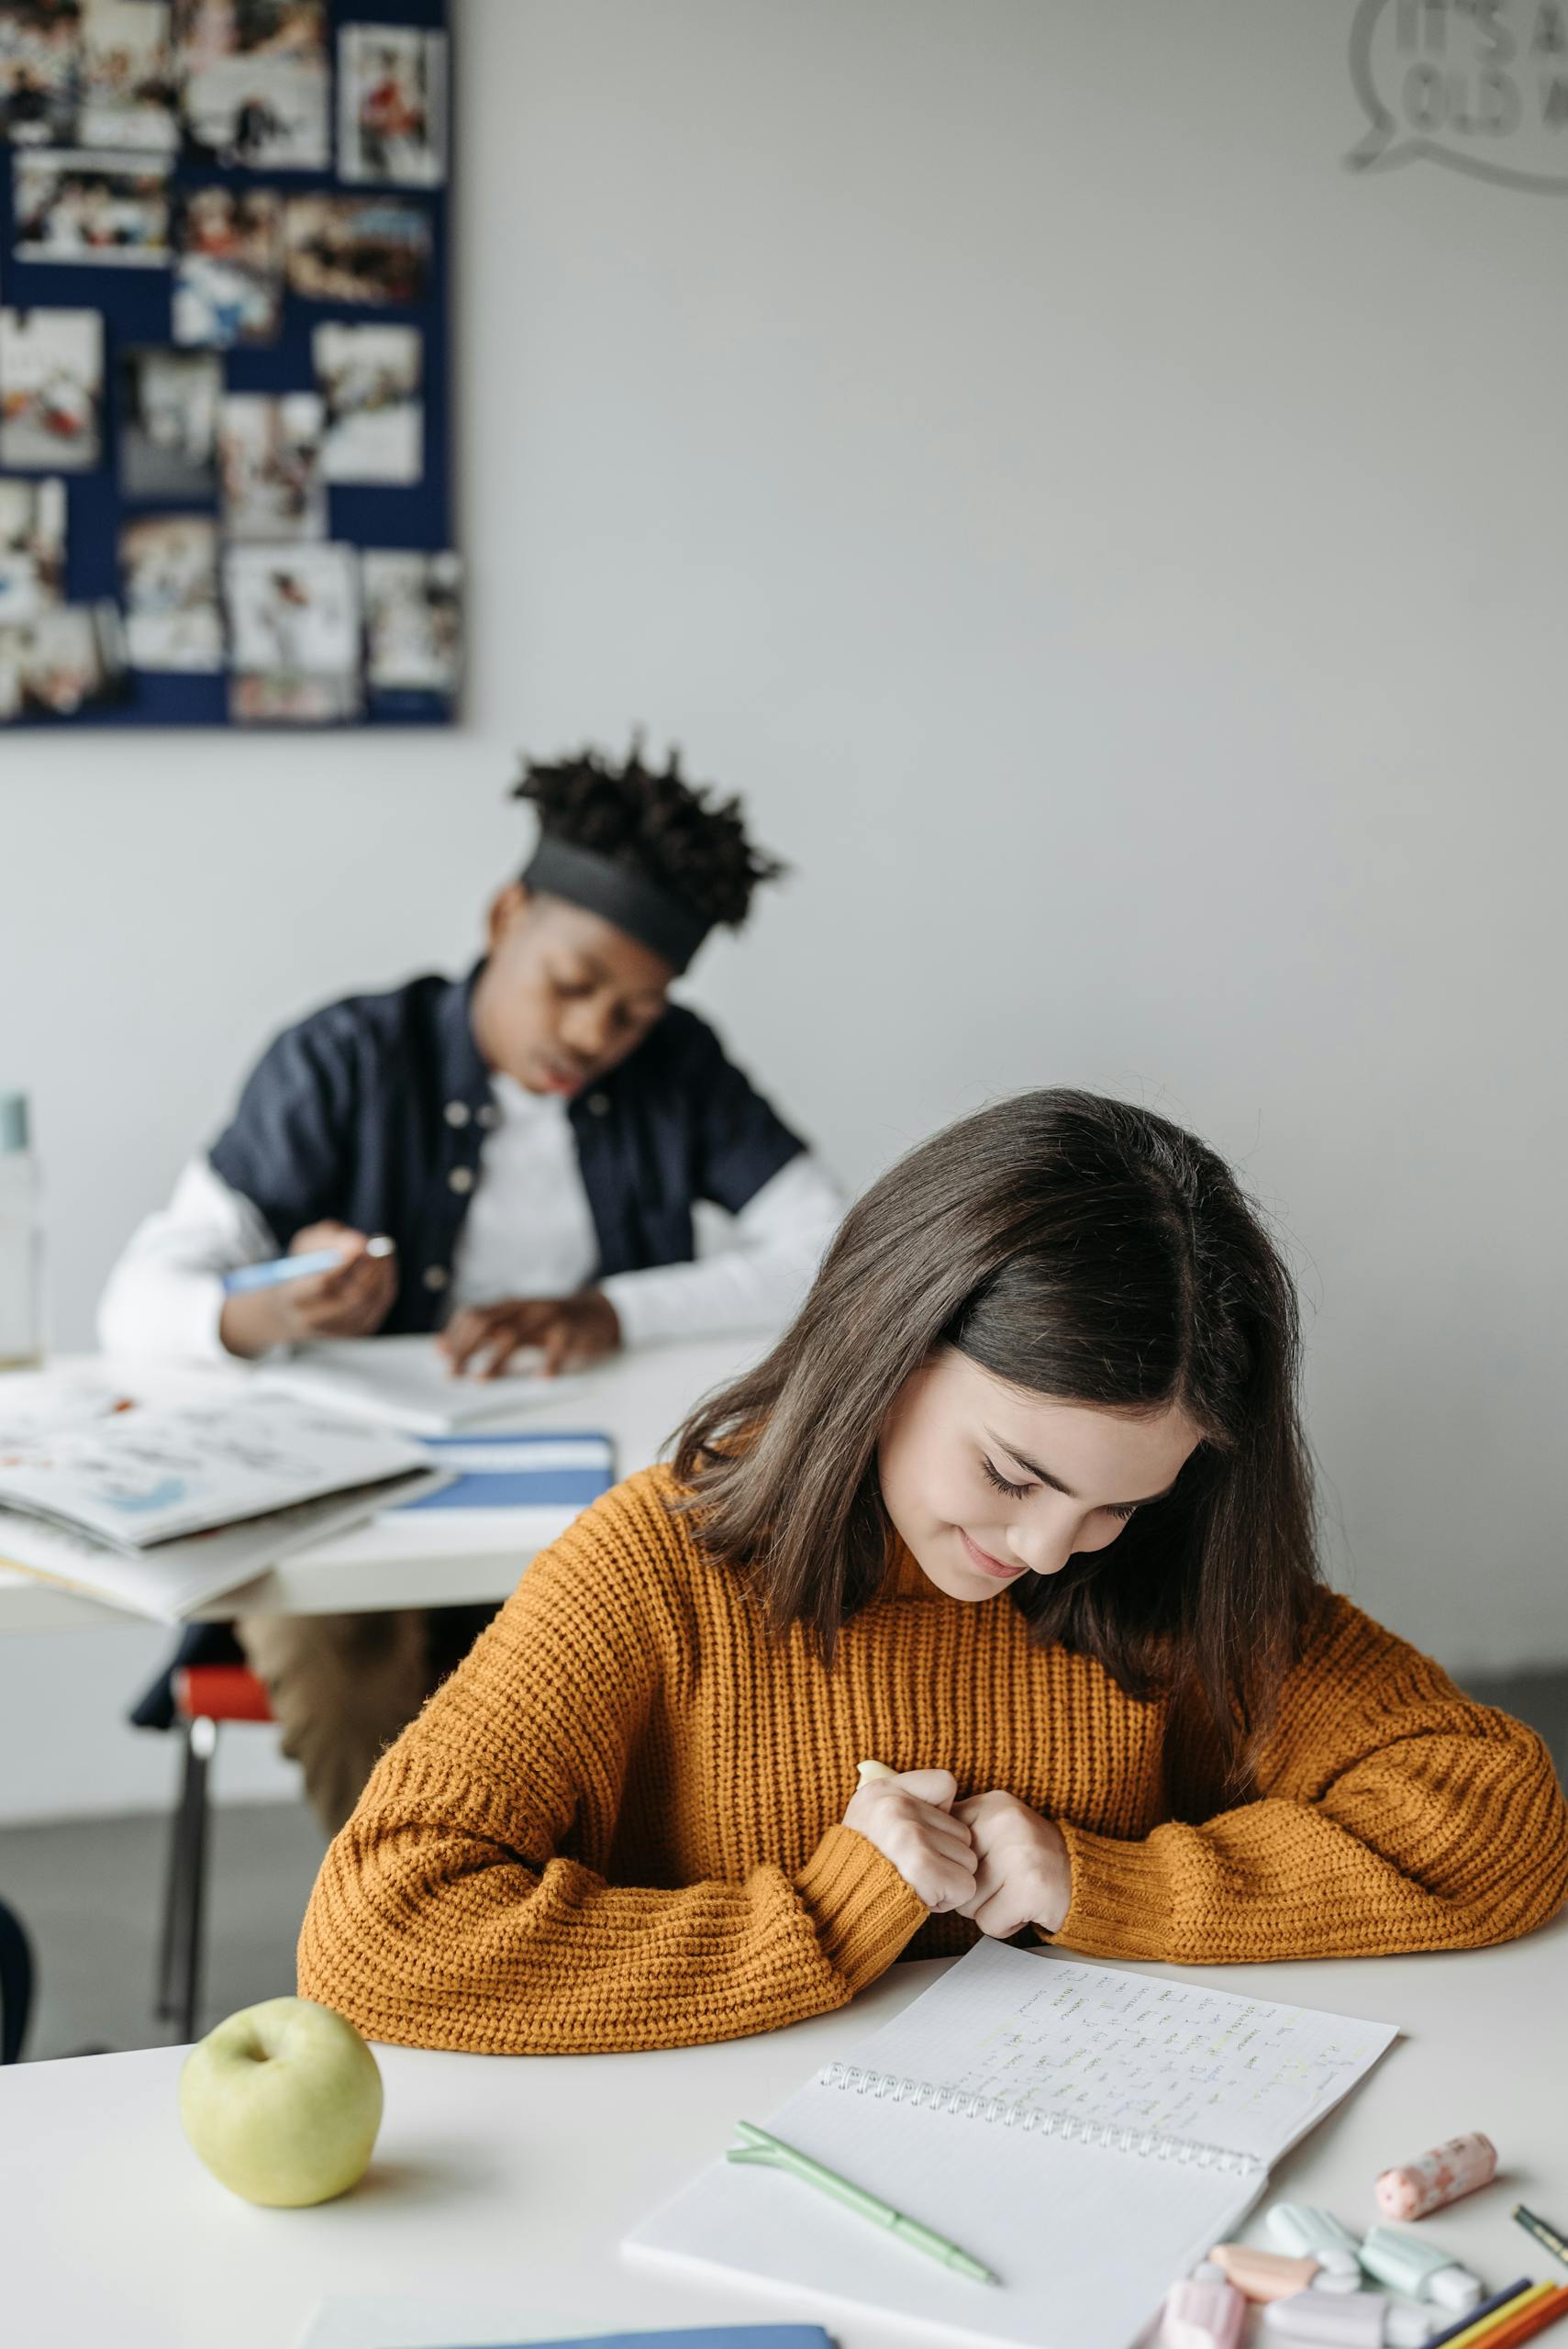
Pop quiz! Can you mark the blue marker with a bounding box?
[222,1235,395,1295]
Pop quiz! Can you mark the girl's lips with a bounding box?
[959,1529,1028,1581]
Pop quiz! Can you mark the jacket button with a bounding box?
[422,1265,449,1292]
[443,1100,471,1128]
[586,1092,610,1116]
[448,1165,475,1195]
[476,1103,499,1130]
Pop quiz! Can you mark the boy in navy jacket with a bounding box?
[102,744,842,1829]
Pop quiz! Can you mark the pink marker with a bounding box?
[1162,2277,1247,2349]
[1374,2132,1497,2221]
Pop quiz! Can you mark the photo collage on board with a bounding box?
[0,0,457,725]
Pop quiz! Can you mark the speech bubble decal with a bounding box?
[1348,0,1568,191]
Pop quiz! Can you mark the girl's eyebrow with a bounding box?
[984,1429,1180,1510]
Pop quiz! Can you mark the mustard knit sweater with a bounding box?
[298,1466,1568,2054]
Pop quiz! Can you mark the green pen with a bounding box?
[727,2119,996,2286]
[1514,2203,1568,2268]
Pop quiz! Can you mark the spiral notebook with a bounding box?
[625,1940,1399,2349]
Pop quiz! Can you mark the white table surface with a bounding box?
[2,1915,1563,2349]
[0,1334,757,1633]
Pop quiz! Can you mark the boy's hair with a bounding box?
[674,1090,1323,1810]
[513,740,784,933]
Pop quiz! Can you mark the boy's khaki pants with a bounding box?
[236,1609,439,1837]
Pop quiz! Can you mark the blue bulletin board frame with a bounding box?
[0,0,453,728]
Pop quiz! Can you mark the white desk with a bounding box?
[3,1917,1563,2349]
[0,1334,758,1634]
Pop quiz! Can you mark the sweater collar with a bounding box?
[882,1535,942,1601]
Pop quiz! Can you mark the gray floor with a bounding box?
[1,1794,326,2062]
[2,1671,1565,2065]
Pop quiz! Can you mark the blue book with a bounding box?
[396,1431,615,1514]
[298,2311,832,2349]
[447,2333,833,2349]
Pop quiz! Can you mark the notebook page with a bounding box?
[626,2075,1260,2349]
[261,1336,592,1435]
[826,1941,1397,2168]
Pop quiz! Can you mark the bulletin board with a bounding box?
[0,0,456,729]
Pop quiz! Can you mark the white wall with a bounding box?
[3,0,1564,1821]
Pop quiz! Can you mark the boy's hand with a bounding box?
[437,1291,621,1379]
[842,1767,978,1915]
[951,1790,1072,1938]
[274,1223,400,1340]
[218,1222,398,1359]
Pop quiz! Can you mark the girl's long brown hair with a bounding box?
[673,1090,1322,1807]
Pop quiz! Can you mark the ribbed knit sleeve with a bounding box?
[1053,1593,1568,1964]
[296,1474,927,2053]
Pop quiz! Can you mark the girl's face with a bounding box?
[877,1349,1204,1603]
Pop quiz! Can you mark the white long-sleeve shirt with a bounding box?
[97,1073,845,1364]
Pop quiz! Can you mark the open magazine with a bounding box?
[0,1391,427,1549]
[0,1392,439,1619]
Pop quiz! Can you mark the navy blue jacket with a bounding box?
[132,966,806,1730]
[206,965,806,1322]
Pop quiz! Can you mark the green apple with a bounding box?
[179,1996,384,2208]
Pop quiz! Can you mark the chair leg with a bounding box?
[153,1730,188,2021]
[155,1717,217,2042]
[0,1894,34,2065]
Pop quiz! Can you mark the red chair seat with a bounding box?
[172,1664,273,1724]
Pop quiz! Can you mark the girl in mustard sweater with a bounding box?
[298,1091,1568,2053]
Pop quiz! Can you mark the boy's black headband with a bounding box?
[522,836,711,974]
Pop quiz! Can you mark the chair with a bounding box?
[0,1893,33,2064]
[156,1663,273,2044]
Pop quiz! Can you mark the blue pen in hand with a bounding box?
[222,1236,395,1295]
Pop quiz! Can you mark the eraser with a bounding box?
[1374,2134,1497,2223]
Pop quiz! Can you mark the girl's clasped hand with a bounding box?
[843,1764,1073,1937]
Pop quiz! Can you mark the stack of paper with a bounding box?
[0,1392,437,1620]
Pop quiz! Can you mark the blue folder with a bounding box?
[395,1431,615,1513]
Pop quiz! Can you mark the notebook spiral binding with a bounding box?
[818,2061,1264,2177]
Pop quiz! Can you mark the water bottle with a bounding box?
[0,1092,44,1370]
